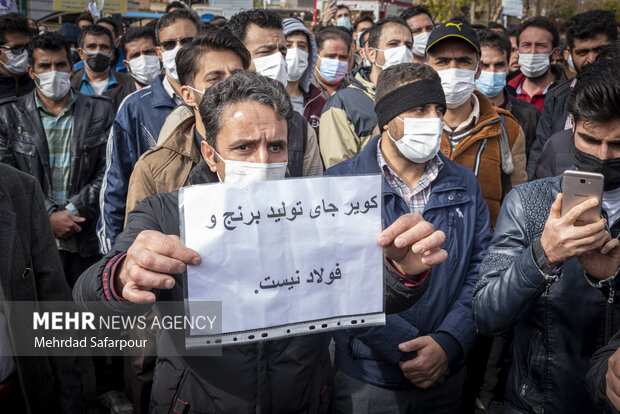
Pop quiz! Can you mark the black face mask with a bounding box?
[85,51,111,74]
[574,148,620,191]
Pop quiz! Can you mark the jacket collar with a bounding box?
[150,74,177,108]
[188,160,219,185]
[353,135,470,198]
[350,67,375,99]
[161,106,201,164]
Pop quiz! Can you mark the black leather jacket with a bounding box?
[473,177,620,413]
[0,91,114,257]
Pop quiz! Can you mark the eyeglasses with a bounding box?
[160,37,193,51]
[0,44,27,54]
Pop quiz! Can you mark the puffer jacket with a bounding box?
[472,176,620,414]
[319,67,376,168]
[73,161,430,413]
[0,91,114,257]
[441,91,527,226]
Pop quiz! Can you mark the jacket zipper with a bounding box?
[472,139,488,177]
[605,285,615,343]
[520,331,542,397]
[447,117,500,159]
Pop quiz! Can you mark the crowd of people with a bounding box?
[0,2,619,413]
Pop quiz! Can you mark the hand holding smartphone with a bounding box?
[561,170,604,226]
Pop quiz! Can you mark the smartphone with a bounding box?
[561,170,604,225]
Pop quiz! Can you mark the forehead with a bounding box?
[321,38,348,53]
[244,24,285,47]
[33,48,69,63]
[158,19,198,40]
[286,32,308,43]
[3,31,29,45]
[97,23,115,35]
[519,26,552,44]
[407,14,433,29]
[195,50,244,75]
[430,37,478,58]
[378,23,412,42]
[357,21,373,31]
[572,33,612,49]
[336,8,350,16]
[217,101,287,142]
[125,36,155,51]
[578,119,620,141]
[83,33,111,46]
[481,45,507,62]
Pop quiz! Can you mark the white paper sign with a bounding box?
[180,175,385,348]
[502,0,523,18]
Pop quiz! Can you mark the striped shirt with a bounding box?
[376,138,443,214]
[35,90,78,252]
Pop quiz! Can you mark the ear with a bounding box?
[180,85,198,107]
[156,47,163,62]
[202,140,218,173]
[475,59,482,79]
[367,47,378,64]
[78,47,86,61]
[27,65,35,81]
[123,59,131,73]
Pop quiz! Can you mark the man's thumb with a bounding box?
[398,337,425,353]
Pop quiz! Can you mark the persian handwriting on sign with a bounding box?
[255,263,342,293]
[204,196,378,231]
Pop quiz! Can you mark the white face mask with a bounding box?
[375,45,414,70]
[161,45,180,82]
[1,48,28,75]
[253,52,288,86]
[215,151,287,183]
[128,54,161,86]
[438,67,477,109]
[286,48,308,82]
[518,53,550,78]
[388,117,443,164]
[412,32,430,57]
[34,70,72,100]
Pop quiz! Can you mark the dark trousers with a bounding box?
[58,250,100,288]
[334,368,465,414]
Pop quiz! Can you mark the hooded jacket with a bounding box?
[282,18,327,140]
[441,91,527,226]
[73,160,431,413]
[319,67,376,168]
[473,176,620,414]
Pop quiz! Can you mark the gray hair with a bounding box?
[198,70,294,150]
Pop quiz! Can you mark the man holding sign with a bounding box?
[74,71,448,413]
[325,63,492,413]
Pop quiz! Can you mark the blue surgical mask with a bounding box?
[336,17,351,29]
[475,71,506,98]
[317,56,348,84]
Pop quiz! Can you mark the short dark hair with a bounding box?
[27,32,70,67]
[227,9,282,44]
[400,5,433,24]
[0,13,30,45]
[315,26,352,51]
[96,17,119,37]
[120,26,156,58]
[478,29,511,62]
[567,58,620,124]
[156,9,201,44]
[210,16,227,28]
[336,5,350,13]
[78,24,113,49]
[488,22,507,36]
[198,70,293,150]
[368,17,409,49]
[177,27,250,86]
[165,1,187,13]
[565,10,617,50]
[597,40,620,62]
[376,62,441,102]
[352,15,374,32]
[517,17,559,49]
[76,13,94,25]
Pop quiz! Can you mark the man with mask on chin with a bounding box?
[473,58,620,414]
[426,21,527,227]
[227,8,324,178]
[103,26,161,112]
[97,8,200,255]
[0,32,114,286]
[70,25,132,96]
[506,17,567,113]
[325,63,492,413]
[0,13,34,99]
[320,17,414,168]
[74,70,443,413]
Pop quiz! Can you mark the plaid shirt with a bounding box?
[564,78,579,130]
[376,138,443,214]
